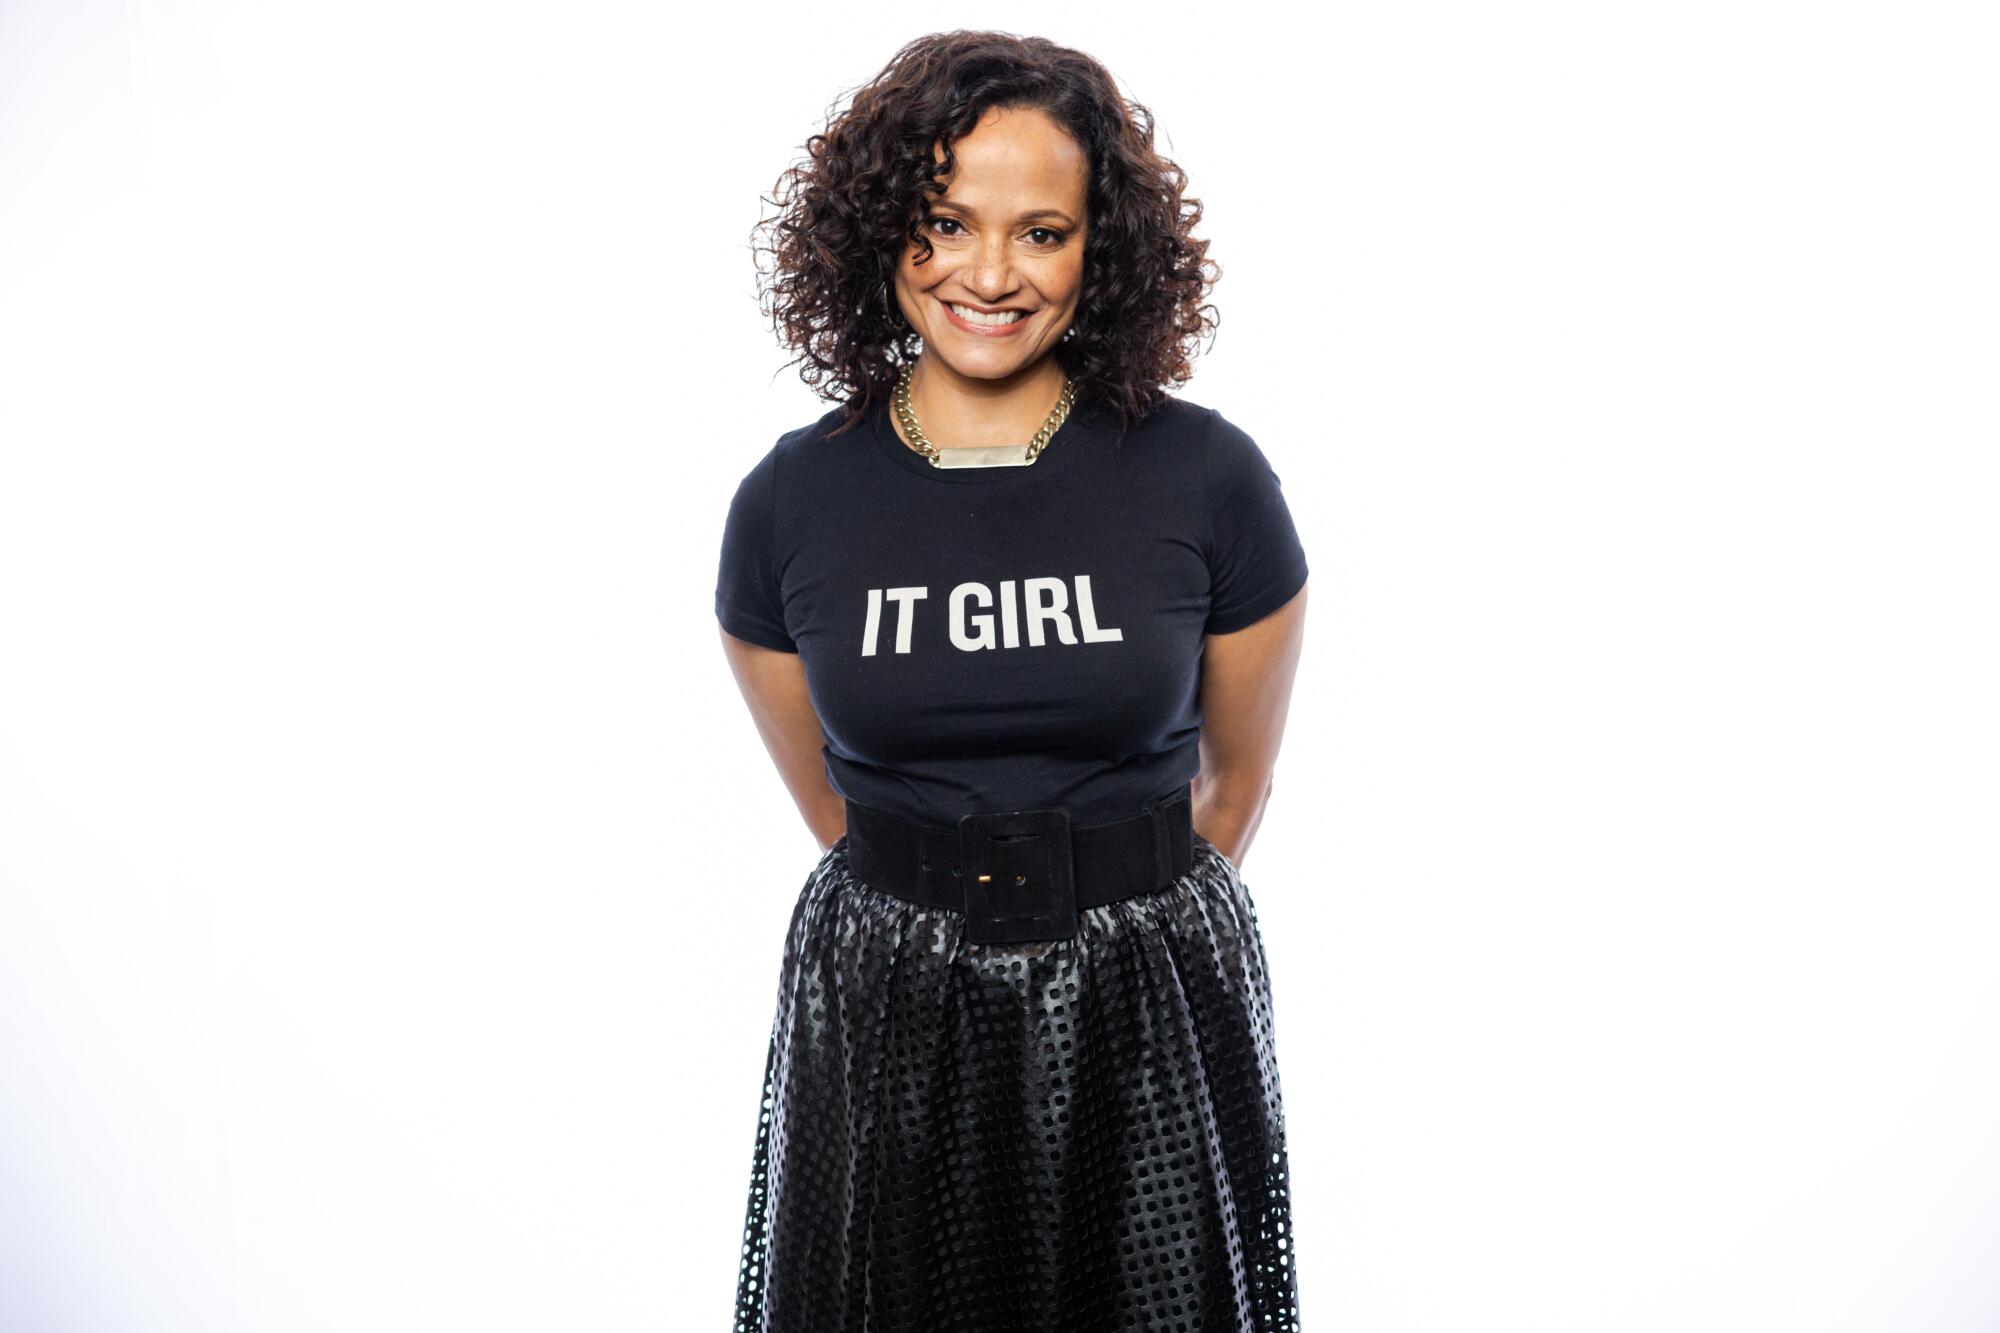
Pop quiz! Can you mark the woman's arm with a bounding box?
[1193,579,1309,868]
[718,627,847,852]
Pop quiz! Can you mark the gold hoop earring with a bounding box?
[881,281,906,328]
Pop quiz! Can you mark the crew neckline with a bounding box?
[869,387,1104,485]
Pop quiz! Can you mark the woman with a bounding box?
[715,30,1310,1333]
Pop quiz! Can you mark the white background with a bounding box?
[2,2,1996,1330]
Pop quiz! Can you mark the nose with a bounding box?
[967,235,1016,298]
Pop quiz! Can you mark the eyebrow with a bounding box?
[928,199,1079,227]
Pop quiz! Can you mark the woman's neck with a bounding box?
[902,356,1073,448]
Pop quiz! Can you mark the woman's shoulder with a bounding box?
[724,402,868,486]
[1109,391,1277,456]
[1156,396,1285,473]
[1106,391,1238,464]
[1132,393,1259,440]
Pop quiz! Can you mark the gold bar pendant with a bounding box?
[931,444,1035,469]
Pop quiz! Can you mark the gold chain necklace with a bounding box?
[890,363,1079,469]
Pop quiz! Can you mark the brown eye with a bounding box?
[1028,227,1066,246]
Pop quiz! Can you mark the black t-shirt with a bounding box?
[714,389,1309,830]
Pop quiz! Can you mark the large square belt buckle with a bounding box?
[957,807,1077,945]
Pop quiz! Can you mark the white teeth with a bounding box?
[948,302,1026,326]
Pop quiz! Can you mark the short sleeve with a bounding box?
[714,446,798,652]
[1203,408,1310,634]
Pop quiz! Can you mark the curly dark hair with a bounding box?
[749,30,1222,438]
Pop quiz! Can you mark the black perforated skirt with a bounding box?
[730,830,1303,1332]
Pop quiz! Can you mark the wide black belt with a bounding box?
[839,783,1195,945]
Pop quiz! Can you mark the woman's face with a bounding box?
[892,104,1089,382]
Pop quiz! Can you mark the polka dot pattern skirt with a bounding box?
[731,831,1303,1332]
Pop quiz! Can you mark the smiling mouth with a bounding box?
[942,298,1031,328]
